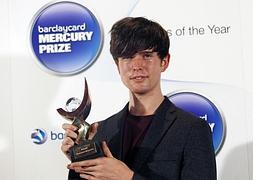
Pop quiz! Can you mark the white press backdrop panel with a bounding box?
[0,0,14,180]
[0,0,252,179]
[240,0,253,178]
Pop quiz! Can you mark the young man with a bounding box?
[62,17,217,180]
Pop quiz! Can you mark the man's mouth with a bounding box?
[130,75,148,80]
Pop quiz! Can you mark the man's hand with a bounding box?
[68,141,134,180]
[61,122,99,160]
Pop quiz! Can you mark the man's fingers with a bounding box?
[62,137,74,146]
[61,144,72,154]
[87,122,99,140]
[62,123,77,131]
[102,141,113,158]
[65,129,78,139]
[80,173,97,180]
[69,159,96,168]
[74,165,100,173]
[68,157,107,169]
[61,137,74,153]
[61,137,74,160]
[63,122,98,140]
[62,123,78,139]
[61,123,77,160]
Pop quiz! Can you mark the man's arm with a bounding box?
[68,141,134,180]
[181,119,217,180]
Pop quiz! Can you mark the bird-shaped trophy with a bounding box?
[57,78,103,162]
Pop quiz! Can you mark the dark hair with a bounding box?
[110,17,170,61]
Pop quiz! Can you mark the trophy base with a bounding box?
[70,140,104,162]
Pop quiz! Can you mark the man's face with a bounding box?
[117,49,169,95]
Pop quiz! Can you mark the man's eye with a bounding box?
[143,53,152,59]
[121,57,131,61]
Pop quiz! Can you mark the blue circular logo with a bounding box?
[168,92,225,154]
[31,129,47,144]
[30,1,103,75]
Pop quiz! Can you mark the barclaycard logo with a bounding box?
[31,129,47,144]
[30,1,103,75]
[31,129,64,145]
[167,91,226,154]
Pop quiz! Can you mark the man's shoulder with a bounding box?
[169,101,210,131]
[174,105,200,122]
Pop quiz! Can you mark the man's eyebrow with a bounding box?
[138,50,154,54]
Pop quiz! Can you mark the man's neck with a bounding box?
[128,92,164,116]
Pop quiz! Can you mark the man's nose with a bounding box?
[130,55,145,69]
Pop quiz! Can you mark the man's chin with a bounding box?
[131,88,149,95]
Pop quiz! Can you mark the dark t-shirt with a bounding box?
[123,113,154,167]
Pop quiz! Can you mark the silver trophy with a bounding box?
[57,78,103,162]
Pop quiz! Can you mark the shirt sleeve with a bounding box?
[181,119,217,180]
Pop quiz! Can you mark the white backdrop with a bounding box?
[0,0,253,179]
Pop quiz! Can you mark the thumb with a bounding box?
[102,141,113,158]
[87,122,99,140]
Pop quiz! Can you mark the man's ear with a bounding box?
[161,53,170,72]
[114,60,120,73]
